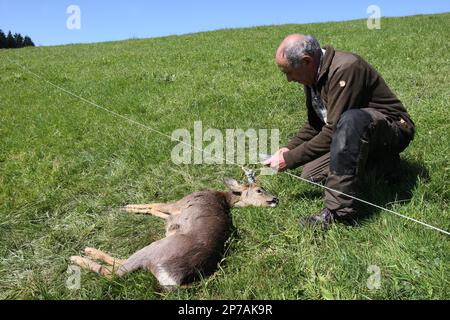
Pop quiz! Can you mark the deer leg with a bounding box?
[148,203,181,215]
[70,256,113,278]
[122,204,170,219]
[84,247,124,270]
[123,202,181,218]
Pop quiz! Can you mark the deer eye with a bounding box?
[256,189,262,194]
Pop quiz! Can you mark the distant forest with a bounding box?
[0,30,35,49]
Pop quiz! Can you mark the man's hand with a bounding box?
[263,147,289,172]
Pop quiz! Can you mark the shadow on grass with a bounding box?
[289,158,429,228]
[353,158,430,227]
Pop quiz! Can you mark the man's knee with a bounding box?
[301,167,328,183]
[330,109,373,175]
[301,153,330,183]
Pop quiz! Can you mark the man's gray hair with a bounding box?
[284,35,321,69]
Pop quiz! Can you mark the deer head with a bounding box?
[224,177,278,208]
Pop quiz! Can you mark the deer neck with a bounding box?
[225,192,246,208]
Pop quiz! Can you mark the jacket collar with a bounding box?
[317,45,335,84]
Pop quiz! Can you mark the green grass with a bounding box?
[0,13,449,300]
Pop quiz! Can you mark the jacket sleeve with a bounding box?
[283,62,368,169]
[284,121,319,150]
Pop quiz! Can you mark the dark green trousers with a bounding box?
[301,108,413,217]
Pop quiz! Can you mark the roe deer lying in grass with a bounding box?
[70,177,278,289]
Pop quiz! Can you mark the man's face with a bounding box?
[278,62,303,84]
[276,55,315,86]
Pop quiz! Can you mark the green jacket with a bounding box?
[283,45,415,169]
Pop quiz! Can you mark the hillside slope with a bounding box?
[0,13,449,299]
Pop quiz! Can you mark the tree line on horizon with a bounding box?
[0,29,35,49]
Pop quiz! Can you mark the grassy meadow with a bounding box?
[0,13,449,299]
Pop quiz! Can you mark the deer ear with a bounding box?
[224,177,246,192]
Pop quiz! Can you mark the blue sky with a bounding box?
[1,0,449,46]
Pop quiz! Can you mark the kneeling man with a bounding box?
[265,34,415,227]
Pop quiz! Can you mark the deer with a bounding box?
[70,177,278,289]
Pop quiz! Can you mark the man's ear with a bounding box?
[301,55,312,66]
[224,177,246,193]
